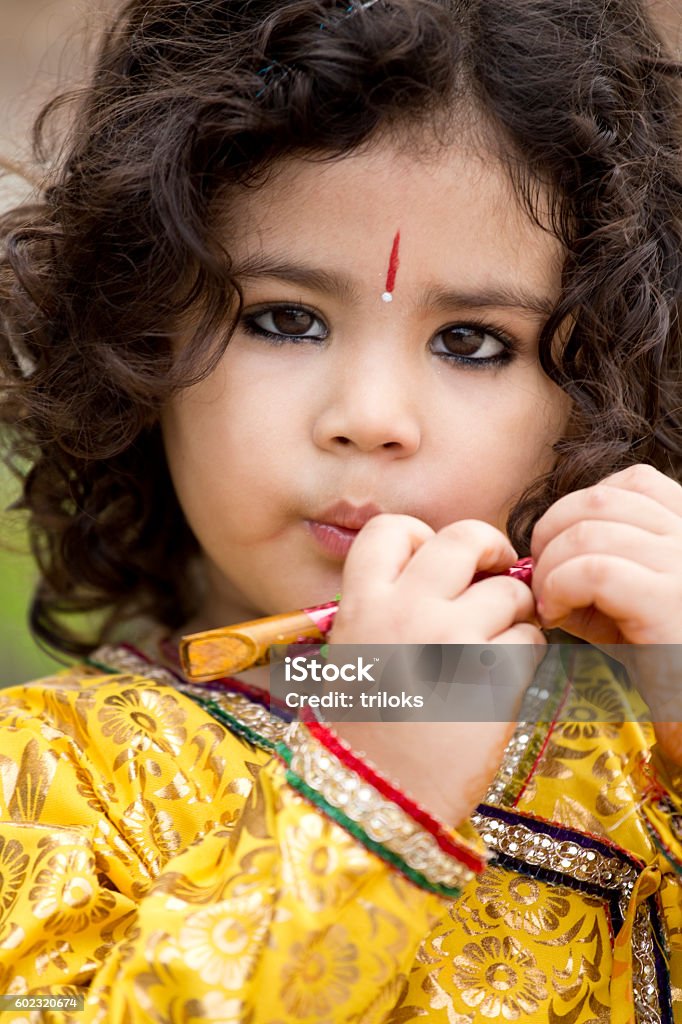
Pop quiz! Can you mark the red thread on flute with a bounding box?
[382,230,401,303]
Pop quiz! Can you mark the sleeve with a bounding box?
[0,682,486,1024]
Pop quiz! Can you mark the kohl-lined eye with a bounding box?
[242,304,328,342]
[430,324,512,364]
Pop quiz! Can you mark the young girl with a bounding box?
[0,0,680,1021]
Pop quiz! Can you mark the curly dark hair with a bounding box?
[0,0,681,655]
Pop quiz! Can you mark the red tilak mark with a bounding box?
[382,231,401,301]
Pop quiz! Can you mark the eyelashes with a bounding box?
[430,324,513,365]
[240,302,517,367]
[241,305,328,343]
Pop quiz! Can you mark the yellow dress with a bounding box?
[0,642,680,1023]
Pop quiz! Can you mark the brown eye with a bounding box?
[243,305,328,342]
[271,308,316,334]
[431,325,507,361]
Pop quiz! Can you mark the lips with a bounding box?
[315,501,384,531]
[305,501,384,559]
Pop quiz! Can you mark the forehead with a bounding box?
[224,139,565,299]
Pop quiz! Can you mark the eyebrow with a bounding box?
[233,256,556,318]
[420,283,556,319]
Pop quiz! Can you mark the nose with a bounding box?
[312,347,422,456]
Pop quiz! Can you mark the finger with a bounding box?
[537,555,676,642]
[398,519,517,598]
[531,483,682,561]
[544,605,626,644]
[447,576,537,638]
[343,513,434,590]
[533,521,682,598]
[600,464,682,517]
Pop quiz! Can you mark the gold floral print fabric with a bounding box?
[0,650,679,1023]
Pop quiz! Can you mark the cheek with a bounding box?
[430,378,569,526]
[160,393,235,527]
[506,383,569,476]
[161,384,293,548]
[537,378,572,451]
[162,370,267,474]
[203,351,310,449]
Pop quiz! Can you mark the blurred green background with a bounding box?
[0,467,59,685]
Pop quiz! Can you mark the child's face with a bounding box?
[162,138,571,628]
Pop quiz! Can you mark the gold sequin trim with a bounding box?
[191,689,291,747]
[93,645,181,688]
[472,810,639,891]
[484,646,568,807]
[484,723,537,808]
[285,722,482,891]
[632,906,662,1024]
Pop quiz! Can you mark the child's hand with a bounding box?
[331,515,541,646]
[531,465,682,764]
[531,464,682,644]
[328,515,545,825]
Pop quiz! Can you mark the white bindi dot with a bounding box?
[381,292,394,303]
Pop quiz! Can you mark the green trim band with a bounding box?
[277,740,294,766]
[186,692,278,753]
[276,742,461,899]
[287,770,462,899]
[85,657,121,676]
